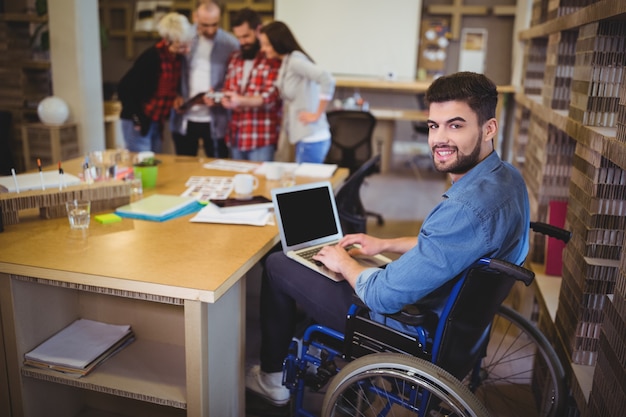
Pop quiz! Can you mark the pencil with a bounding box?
[37,159,45,190]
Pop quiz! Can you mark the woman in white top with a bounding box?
[260,21,335,163]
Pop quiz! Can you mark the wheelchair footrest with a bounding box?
[304,350,338,391]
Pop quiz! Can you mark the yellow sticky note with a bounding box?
[94,213,122,224]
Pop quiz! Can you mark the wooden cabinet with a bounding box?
[514,1,626,416]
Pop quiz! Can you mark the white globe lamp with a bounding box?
[37,96,70,125]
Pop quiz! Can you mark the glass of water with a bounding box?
[65,200,91,230]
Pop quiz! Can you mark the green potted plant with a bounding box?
[133,157,161,189]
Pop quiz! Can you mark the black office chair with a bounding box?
[335,154,384,233]
[325,110,377,175]
[0,111,16,175]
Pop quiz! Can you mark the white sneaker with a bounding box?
[245,365,290,406]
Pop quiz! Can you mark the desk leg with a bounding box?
[185,279,245,416]
[372,120,395,174]
[0,275,19,417]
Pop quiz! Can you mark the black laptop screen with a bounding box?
[276,186,339,247]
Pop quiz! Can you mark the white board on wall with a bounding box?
[274,0,421,79]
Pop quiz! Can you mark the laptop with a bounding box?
[272,181,390,281]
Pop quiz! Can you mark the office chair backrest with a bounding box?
[335,154,381,234]
[430,258,534,379]
[0,111,15,176]
[325,110,377,174]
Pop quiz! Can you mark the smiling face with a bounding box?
[233,22,260,59]
[427,100,497,182]
[259,33,278,59]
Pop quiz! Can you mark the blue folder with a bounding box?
[115,194,202,222]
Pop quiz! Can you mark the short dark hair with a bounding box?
[231,7,262,30]
[425,72,498,126]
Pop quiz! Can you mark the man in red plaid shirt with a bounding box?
[220,8,282,161]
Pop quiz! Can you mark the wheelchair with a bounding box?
[281,222,571,417]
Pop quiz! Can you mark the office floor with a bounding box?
[245,152,449,416]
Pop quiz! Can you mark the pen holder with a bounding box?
[133,165,158,189]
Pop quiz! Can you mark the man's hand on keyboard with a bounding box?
[338,234,385,257]
[313,245,369,288]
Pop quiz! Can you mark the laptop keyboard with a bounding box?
[297,244,357,266]
[297,247,325,265]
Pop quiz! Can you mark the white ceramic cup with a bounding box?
[265,163,284,181]
[233,174,258,198]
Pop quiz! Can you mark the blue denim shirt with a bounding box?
[355,152,530,331]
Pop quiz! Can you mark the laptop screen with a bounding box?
[274,184,341,247]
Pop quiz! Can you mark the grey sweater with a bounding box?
[277,51,335,144]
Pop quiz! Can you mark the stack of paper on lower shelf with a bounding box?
[24,319,135,377]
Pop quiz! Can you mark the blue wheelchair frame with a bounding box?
[282,257,532,417]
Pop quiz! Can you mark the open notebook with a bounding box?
[272,181,390,281]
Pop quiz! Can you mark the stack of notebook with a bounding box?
[115,194,201,222]
[24,318,135,377]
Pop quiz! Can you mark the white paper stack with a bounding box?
[189,203,272,226]
[24,318,134,377]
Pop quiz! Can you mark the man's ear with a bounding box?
[483,118,498,142]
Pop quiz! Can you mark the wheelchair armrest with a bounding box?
[351,294,430,327]
[488,258,535,287]
[530,221,572,243]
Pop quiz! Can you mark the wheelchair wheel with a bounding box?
[465,305,567,417]
[322,352,490,417]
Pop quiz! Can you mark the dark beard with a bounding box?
[241,39,260,60]
[433,130,483,175]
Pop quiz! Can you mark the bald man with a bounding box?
[170,0,239,157]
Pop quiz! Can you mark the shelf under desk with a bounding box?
[22,339,186,409]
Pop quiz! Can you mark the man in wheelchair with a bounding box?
[246,71,531,408]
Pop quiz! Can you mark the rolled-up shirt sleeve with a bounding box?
[354,202,487,314]
[354,267,379,299]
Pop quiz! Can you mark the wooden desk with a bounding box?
[0,155,347,417]
[335,76,433,94]
[335,76,516,173]
[335,76,516,95]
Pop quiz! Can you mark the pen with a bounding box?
[37,158,45,190]
[11,168,19,193]
[58,161,65,190]
[83,156,93,184]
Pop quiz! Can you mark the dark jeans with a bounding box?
[173,121,228,158]
[259,251,355,373]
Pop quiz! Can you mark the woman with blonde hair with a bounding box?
[118,12,193,152]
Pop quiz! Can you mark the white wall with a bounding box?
[275,0,422,79]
